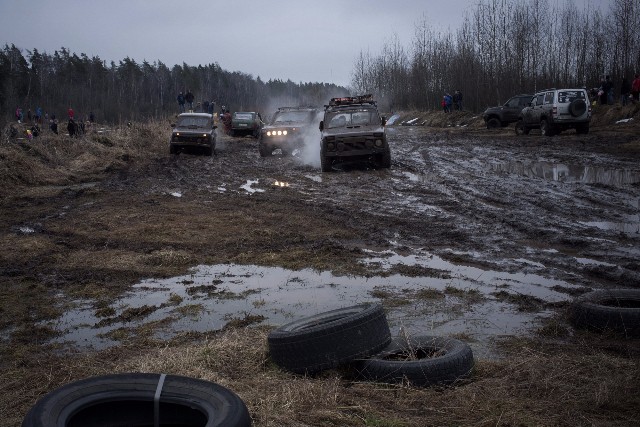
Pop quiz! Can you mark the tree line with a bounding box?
[351,0,640,112]
[0,45,347,127]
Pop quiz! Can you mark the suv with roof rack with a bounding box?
[258,106,319,157]
[516,88,591,136]
[318,94,389,172]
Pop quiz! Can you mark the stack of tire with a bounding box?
[267,303,475,387]
[569,289,640,338]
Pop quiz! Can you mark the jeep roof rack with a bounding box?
[277,106,317,111]
[327,94,376,107]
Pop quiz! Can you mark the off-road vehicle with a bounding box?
[483,94,533,128]
[319,95,389,172]
[230,112,263,138]
[169,112,217,156]
[258,107,319,157]
[516,88,591,136]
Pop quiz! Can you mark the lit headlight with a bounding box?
[283,130,288,135]
[267,131,272,136]
[277,130,282,136]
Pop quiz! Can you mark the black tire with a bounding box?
[514,120,529,135]
[169,145,178,155]
[351,335,474,387]
[570,289,640,337]
[22,373,251,427]
[540,119,555,137]
[320,154,332,172]
[379,147,391,168]
[268,303,391,374]
[486,117,501,129]
[576,123,590,134]
[258,142,270,157]
[569,99,587,117]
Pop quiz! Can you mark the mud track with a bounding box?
[1,123,639,356]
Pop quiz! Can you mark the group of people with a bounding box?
[12,104,95,138]
[592,74,640,107]
[177,90,216,114]
[441,90,463,113]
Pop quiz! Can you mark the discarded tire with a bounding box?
[22,373,251,427]
[351,335,474,387]
[268,303,391,374]
[570,289,640,337]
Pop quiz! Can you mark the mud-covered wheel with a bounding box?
[21,373,251,427]
[570,289,640,337]
[268,303,391,374]
[576,123,589,135]
[379,147,391,168]
[486,117,501,129]
[514,120,529,135]
[258,142,271,157]
[569,99,587,117]
[351,335,474,387]
[320,154,332,172]
[540,119,555,137]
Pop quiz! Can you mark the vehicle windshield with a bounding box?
[176,116,211,128]
[325,109,379,129]
[272,111,312,124]
[234,113,254,120]
[557,91,586,103]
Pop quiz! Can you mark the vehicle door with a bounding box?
[523,94,543,125]
[503,97,522,123]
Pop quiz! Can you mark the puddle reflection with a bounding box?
[48,251,580,359]
[491,161,640,187]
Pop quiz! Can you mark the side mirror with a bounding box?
[319,121,324,131]
[170,123,176,128]
[213,125,218,130]
[381,117,387,126]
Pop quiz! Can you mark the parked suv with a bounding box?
[516,88,591,136]
[319,95,389,172]
[259,107,319,157]
[169,112,217,156]
[483,94,533,128]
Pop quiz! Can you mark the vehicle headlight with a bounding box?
[283,130,288,135]
[375,139,383,147]
[327,142,335,150]
[267,131,272,136]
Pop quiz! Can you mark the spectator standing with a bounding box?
[620,77,631,106]
[604,75,614,105]
[185,90,195,111]
[631,74,640,102]
[177,91,185,113]
[68,107,74,120]
[50,115,58,134]
[453,90,463,111]
[67,119,76,137]
[35,106,42,124]
[15,106,22,122]
[444,93,453,113]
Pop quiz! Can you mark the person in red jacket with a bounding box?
[631,74,640,102]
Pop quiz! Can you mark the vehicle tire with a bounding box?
[569,99,587,117]
[22,373,251,427]
[540,119,555,137]
[169,145,178,155]
[569,289,640,337]
[379,147,391,168]
[258,142,270,157]
[268,303,391,374]
[576,124,590,134]
[515,120,528,135]
[352,335,474,387]
[486,117,501,129]
[320,154,332,172]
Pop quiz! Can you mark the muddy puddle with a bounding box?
[48,249,581,359]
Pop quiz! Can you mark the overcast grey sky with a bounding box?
[0,0,613,88]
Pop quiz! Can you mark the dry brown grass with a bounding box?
[1,325,638,426]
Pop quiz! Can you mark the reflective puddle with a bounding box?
[490,161,640,187]
[48,250,582,358]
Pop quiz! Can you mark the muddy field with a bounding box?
[1,110,640,426]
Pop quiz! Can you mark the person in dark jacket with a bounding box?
[620,77,631,106]
[185,90,195,111]
[177,92,185,113]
